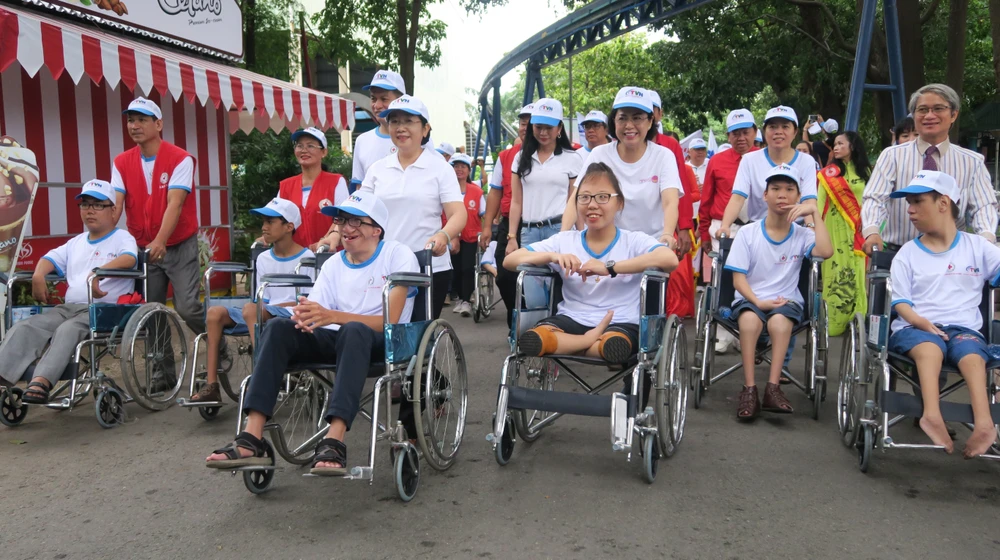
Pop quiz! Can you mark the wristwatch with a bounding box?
[606,260,618,278]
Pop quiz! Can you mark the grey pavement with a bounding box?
[2,307,1000,559]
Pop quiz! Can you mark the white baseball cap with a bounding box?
[726,109,755,132]
[436,142,456,156]
[322,191,390,229]
[581,110,608,125]
[822,119,839,134]
[890,170,961,204]
[647,90,662,109]
[530,98,564,126]
[379,95,430,122]
[764,105,799,126]
[291,127,328,149]
[765,163,799,185]
[689,138,707,150]
[612,86,653,114]
[717,143,732,153]
[76,179,116,203]
[251,197,303,229]
[123,97,161,119]
[363,70,406,94]
[518,103,535,117]
[755,129,763,142]
[450,153,473,167]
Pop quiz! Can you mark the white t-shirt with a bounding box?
[111,155,194,195]
[488,156,506,191]
[307,240,419,330]
[42,229,139,304]
[351,128,396,188]
[300,175,348,209]
[359,149,463,272]
[688,160,708,186]
[576,142,683,238]
[731,149,819,221]
[513,149,584,222]
[890,232,1000,333]
[526,229,666,326]
[255,247,315,305]
[723,220,816,306]
[481,241,497,267]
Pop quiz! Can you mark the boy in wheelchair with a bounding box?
[504,162,678,363]
[205,191,418,474]
[0,180,137,403]
[886,171,1000,458]
[190,198,314,403]
[725,164,832,420]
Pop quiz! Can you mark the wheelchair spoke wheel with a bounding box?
[120,303,189,411]
[844,314,868,448]
[394,446,420,502]
[482,274,495,317]
[494,414,515,466]
[94,388,125,429]
[243,440,276,494]
[1,388,28,427]
[641,433,659,484]
[413,320,468,471]
[656,317,688,457]
[219,337,254,402]
[693,322,713,409]
[511,356,557,443]
[270,371,330,465]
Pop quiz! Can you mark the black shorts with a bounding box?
[534,314,640,352]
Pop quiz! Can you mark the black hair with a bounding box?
[516,121,576,179]
[576,162,625,211]
[893,117,915,143]
[928,192,960,220]
[663,130,679,140]
[385,111,431,146]
[607,108,658,143]
[832,131,872,183]
[795,141,813,155]
[763,118,799,131]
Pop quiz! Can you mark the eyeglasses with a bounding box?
[614,114,650,125]
[914,105,952,117]
[388,117,423,128]
[576,193,619,205]
[294,143,323,151]
[332,216,376,228]
[78,202,113,211]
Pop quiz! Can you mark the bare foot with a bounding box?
[963,426,997,459]
[918,415,954,454]
[585,310,614,342]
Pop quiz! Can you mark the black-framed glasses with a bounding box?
[576,193,619,205]
[78,202,113,210]
[332,216,376,228]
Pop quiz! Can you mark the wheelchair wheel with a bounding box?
[482,274,495,318]
[94,388,125,429]
[494,414,515,466]
[641,433,659,484]
[472,271,484,323]
[199,405,222,421]
[843,314,868,448]
[120,303,189,411]
[511,356,557,443]
[693,322,713,409]
[394,445,420,502]
[857,424,874,473]
[0,387,27,427]
[270,370,330,466]
[656,317,688,457]
[694,288,706,334]
[219,337,254,403]
[412,320,468,471]
[244,440,276,495]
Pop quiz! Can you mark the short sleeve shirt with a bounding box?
[42,229,139,304]
[731,149,819,221]
[513,149,584,222]
[111,156,194,195]
[890,232,1000,333]
[526,228,666,325]
[254,247,315,305]
[723,220,816,306]
[351,129,396,187]
[480,241,497,266]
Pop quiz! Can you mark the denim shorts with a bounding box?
[888,325,990,366]
[225,304,293,335]
[732,300,804,326]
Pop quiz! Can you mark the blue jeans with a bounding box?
[520,222,561,310]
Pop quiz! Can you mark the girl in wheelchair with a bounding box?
[504,162,678,363]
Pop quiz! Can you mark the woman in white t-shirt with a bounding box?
[560,87,682,250]
[359,95,467,320]
[505,163,678,363]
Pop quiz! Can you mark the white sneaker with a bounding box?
[452,301,462,313]
[714,339,731,354]
[459,301,472,317]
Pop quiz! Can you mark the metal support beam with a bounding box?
[845,0,907,132]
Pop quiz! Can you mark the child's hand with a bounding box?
[785,204,813,224]
[551,253,582,275]
[757,297,787,311]
[577,258,609,281]
[914,317,949,340]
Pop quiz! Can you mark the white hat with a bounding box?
[76,179,116,203]
[363,70,406,94]
[764,105,799,126]
[251,197,303,229]
[647,90,662,109]
[822,119,839,134]
[291,127,327,149]
[581,110,608,125]
[379,95,430,122]
[765,163,799,185]
[689,138,707,150]
[755,129,763,142]
[890,170,961,204]
[123,97,161,119]
[717,143,732,153]
[450,153,473,167]
[725,109,755,132]
[436,142,456,156]
[612,87,653,114]
[518,103,535,117]
[322,191,390,229]
[530,98,564,126]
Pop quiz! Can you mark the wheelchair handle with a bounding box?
[205,261,249,274]
[316,244,330,254]
[515,264,555,278]
[642,268,670,280]
[258,273,314,288]
[386,272,432,289]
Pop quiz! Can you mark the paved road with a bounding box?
[3,306,1000,559]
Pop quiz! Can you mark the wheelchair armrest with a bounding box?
[516,264,555,278]
[7,271,63,285]
[207,261,249,274]
[810,257,826,265]
[91,268,143,279]
[297,257,317,270]
[258,273,314,287]
[386,272,432,288]
[642,268,669,281]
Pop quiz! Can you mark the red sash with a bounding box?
[818,164,865,257]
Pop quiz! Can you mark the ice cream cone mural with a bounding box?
[0,136,39,280]
[78,0,128,16]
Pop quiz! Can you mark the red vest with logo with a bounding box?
[114,141,198,247]
[278,171,344,247]
[461,183,482,243]
[498,145,521,217]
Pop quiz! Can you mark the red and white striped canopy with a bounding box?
[0,5,355,134]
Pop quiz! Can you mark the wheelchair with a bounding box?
[472,233,499,323]
[0,251,189,428]
[219,249,469,501]
[839,249,1000,472]
[691,236,829,418]
[488,264,689,483]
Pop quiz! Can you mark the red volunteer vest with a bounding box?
[498,145,521,217]
[655,133,694,231]
[461,183,482,243]
[278,171,344,247]
[114,142,198,247]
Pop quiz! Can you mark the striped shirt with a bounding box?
[861,139,998,245]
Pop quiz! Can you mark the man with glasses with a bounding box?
[862,83,999,254]
[111,97,202,392]
[0,180,138,403]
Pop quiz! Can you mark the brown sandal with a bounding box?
[737,385,760,421]
[190,382,221,403]
[762,382,794,414]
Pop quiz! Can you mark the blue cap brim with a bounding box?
[530,115,561,126]
[321,205,372,219]
[889,185,934,199]
[363,83,401,92]
[122,108,158,118]
[378,107,424,119]
[727,122,755,132]
[250,208,283,218]
[581,119,606,125]
[291,130,325,146]
[612,102,652,113]
[75,191,112,202]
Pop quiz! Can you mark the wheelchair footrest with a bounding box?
[507,386,616,417]
[176,398,225,408]
[880,390,1000,424]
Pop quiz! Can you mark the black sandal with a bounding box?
[309,438,347,476]
[22,381,52,404]
[205,431,271,468]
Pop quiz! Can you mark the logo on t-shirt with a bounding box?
[159,172,169,189]
[319,199,333,209]
[966,265,981,274]
[389,146,398,154]
[640,175,659,184]
[468,199,477,209]
[780,254,788,262]
[946,263,955,273]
